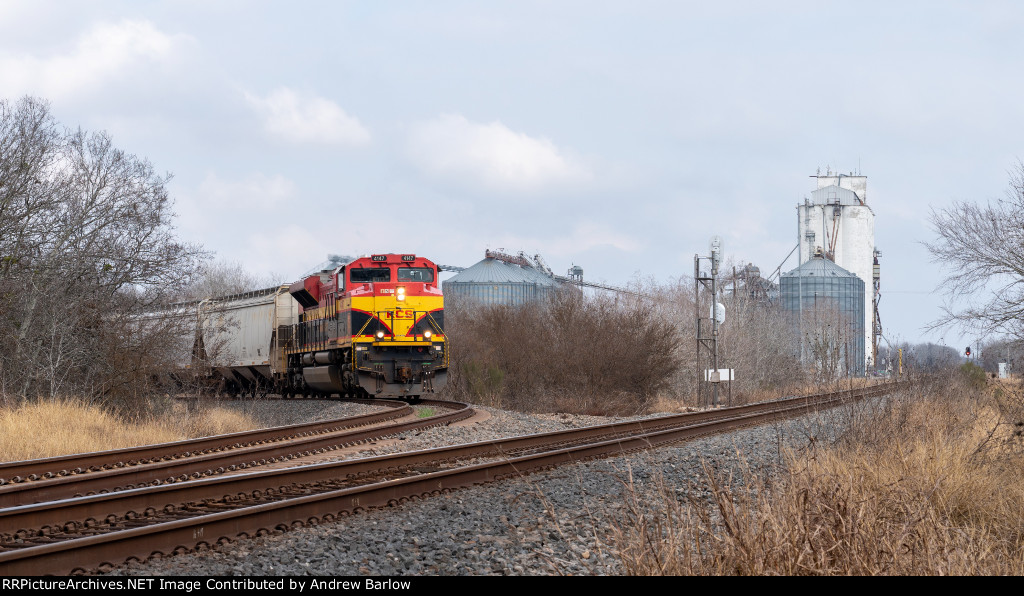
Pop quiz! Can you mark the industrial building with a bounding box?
[796,170,880,371]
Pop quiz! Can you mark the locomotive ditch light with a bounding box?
[423,330,431,339]
[376,330,385,339]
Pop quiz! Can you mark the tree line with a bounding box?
[0,97,210,409]
[3,92,1019,414]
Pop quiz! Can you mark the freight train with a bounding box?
[185,253,447,400]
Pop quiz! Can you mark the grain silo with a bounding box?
[797,170,879,370]
[781,251,866,377]
[443,250,561,306]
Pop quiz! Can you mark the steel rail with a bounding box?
[0,399,412,485]
[0,382,900,575]
[0,385,889,529]
[0,400,471,507]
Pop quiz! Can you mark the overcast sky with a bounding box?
[2,1,1021,348]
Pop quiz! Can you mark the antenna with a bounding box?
[696,235,728,407]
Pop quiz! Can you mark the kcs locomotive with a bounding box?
[284,253,447,399]
[187,254,447,400]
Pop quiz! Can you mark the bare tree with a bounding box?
[719,293,804,396]
[0,97,61,270]
[444,286,682,415]
[445,269,808,413]
[179,260,282,301]
[978,338,1022,374]
[925,161,1024,343]
[0,96,207,406]
[795,296,860,383]
[904,342,961,373]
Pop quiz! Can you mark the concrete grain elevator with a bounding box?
[796,170,881,372]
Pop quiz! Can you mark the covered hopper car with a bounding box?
[188,254,447,400]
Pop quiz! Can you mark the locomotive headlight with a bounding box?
[423,330,431,339]
[397,286,406,301]
[376,330,385,339]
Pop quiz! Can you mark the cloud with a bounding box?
[244,88,371,146]
[474,221,640,263]
[196,172,297,210]
[406,114,592,192]
[555,221,640,254]
[174,172,308,276]
[0,19,194,99]
[175,172,297,240]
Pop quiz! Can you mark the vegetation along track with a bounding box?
[0,399,472,507]
[0,382,900,575]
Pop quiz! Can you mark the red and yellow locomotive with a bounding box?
[284,253,447,399]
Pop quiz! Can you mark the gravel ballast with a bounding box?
[110,399,856,576]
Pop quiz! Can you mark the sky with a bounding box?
[1,1,1022,348]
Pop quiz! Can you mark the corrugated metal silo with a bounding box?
[781,253,865,376]
[443,255,561,306]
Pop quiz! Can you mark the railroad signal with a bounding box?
[965,346,972,357]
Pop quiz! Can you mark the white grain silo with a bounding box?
[796,169,877,371]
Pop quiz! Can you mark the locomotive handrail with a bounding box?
[354,314,374,337]
[423,311,444,335]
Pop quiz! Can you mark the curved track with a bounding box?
[0,382,902,575]
[0,400,471,506]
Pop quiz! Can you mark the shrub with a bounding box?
[443,289,682,415]
[960,361,987,389]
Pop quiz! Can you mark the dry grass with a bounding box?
[611,374,1024,575]
[0,398,259,462]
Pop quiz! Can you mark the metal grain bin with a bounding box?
[443,256,561,306]
[780,255,865,376]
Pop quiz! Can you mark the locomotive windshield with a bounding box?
[398,267,434,282]
[350,268,391,283]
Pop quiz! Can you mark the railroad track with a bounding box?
[0,399,408,487]
[0,382,901,575]
[0,399,471,507]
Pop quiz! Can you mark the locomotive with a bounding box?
[284,253,447,399]
[188,253,447,400]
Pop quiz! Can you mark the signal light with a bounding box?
[965,346,971,357]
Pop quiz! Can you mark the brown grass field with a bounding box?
[0,398,258,462]
[612,372,1024,575]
